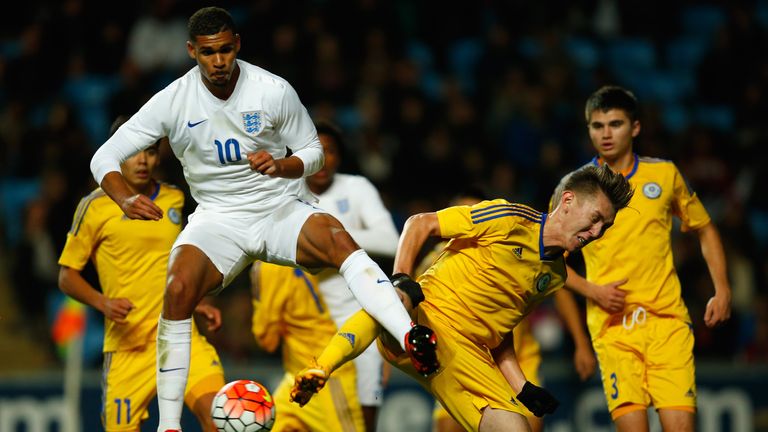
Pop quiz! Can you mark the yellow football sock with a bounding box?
[317,310,382,373]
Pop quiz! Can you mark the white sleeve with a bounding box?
[346,178,400,257]
[90,92,169,184]
[277,82,323,177]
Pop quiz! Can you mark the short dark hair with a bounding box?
[554,164,634,213]
[110,114,160,149]
[585,85,639,123]
[314,119,346,159]
[109,115,131,137]
[188,7,236,40]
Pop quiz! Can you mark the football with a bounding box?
[211,380,276,432]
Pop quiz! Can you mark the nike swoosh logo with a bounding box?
[187,119,207,128]
[376,278,389,284]
[158,367,186,373]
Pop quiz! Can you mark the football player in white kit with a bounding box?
[89,7,439,432]
[308,120,398,430]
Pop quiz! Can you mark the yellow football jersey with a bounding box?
[251,263,338,374]
[419,199,566,350]
[58,184,185,352]
[582,156,711,338]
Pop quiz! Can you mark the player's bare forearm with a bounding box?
[697,223,732,326]
[565,265,626,313]
[101,171,163,220]
[554,289,597,380]
[58,266,104,312]
[393,212,440,275]
[492,331,527,393]
[58,266,134,323]
[553,289,590,349]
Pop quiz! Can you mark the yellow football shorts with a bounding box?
[271,363,364,432]
[101,334,224,431]
[432,324,542,423]
[380,310,527,431]
[593,309,696,418]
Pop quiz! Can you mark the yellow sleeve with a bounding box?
[251,263,292,352]
[671,165,711,232]
[58,196,100,270]
[437,199,517,243]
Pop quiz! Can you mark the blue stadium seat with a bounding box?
[564,36,601,70]
[681,5,726,38]
[605,38,656,73]
[645,70,695,104]
[406,40,435,71]
[448,38,484,94]
[758,0,768,30]
[61,74,120,146]
[0,178,41,246]
[666,35,710,71]
[693,105,734,131]
[662,104,690,133]
[517,36,542,59]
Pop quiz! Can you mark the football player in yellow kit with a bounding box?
[562,86,732,432]
[290,164,633,432]
[251,262,365,432]
[58,117,225,431]
[424,190,596,432]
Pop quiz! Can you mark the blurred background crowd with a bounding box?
[0,0,767,373]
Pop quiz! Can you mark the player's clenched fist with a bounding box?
[121,194,163,220]
[247,150,281,176]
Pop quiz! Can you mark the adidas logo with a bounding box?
[513,247,523,259]
[685,387,695,398]
[339,332,356,347]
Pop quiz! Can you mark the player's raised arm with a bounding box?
[393,212,440,276]
[91,116,164,220]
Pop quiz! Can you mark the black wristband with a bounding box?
[390,273,425,306]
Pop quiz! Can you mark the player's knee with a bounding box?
[331,231,361,264]
[165,274,201,311]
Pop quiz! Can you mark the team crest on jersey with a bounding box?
[642,182,662,199]
[535,273,552,293]
[168,207,182,225]
[242,111,264,135]
[336,198,350,214]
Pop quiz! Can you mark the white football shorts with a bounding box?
[172,198,323,292]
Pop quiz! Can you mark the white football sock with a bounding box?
[156,316,192,432]
[339,249,412,349]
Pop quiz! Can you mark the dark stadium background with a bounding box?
[0,1,767,431]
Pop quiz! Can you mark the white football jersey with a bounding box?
[315,173,399,326]
[91,59,322,215]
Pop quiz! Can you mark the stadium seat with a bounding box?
[564,36,601,70]
[605,37,656,74]
[661,104,690,133]
[645,70,695,104]
[62,74,120,147]
[681,5,726,38]
[406,40,435,71]
[666,35,710,71]
[448,38,484,94]
[758,0,768,30]
[693,105,734,131]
